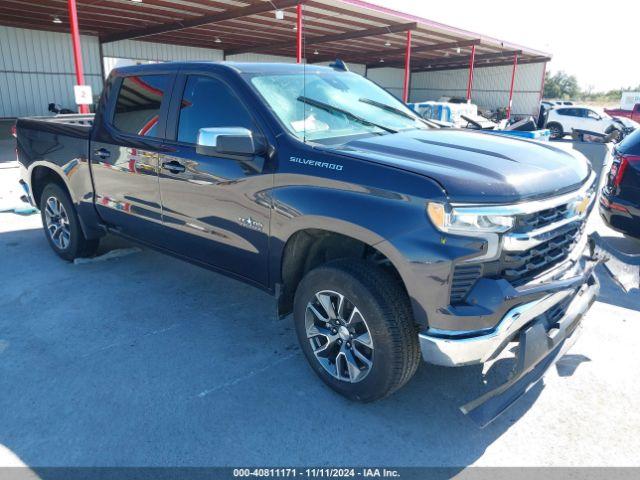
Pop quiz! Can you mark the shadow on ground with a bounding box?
[0,226,558,469]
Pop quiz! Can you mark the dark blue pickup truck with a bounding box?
[16,62,602,425]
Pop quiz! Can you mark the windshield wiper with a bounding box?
[359,97,438,129]
[297,96,397,134]
[358,97,415,119]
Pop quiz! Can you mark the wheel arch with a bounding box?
[27,162,103,240]
[546,121,563,137]
[274,219,409,319]
[29,164,70,208]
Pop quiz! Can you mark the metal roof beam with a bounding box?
[225,21,418,56]
[368,49,521,69]
[100,0,305,44]
[411,55,549,73]
[310,38,480,64]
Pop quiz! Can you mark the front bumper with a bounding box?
[419,232,630,427]
[419,257,599,367]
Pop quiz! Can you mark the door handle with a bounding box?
[94,148,110,159]
[161,160,186,174]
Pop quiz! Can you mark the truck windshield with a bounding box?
[246,70,428,142]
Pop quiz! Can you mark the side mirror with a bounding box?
[196,127,257,157]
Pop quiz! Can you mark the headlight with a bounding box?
[427,202,514,233]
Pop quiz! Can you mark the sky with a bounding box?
[366,0,640,92]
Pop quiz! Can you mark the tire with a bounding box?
[293,259,420,402]
[608,129,623,143]
[39,183,99,261]
[547,122,563,139]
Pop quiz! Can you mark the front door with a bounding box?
[582,109,606,134]
[157,73,271,286]
[91,73,174,243]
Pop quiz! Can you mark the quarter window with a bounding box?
[177,75,254,145]
[113,75,169,138]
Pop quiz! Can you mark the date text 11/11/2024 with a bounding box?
[232,468,401,477]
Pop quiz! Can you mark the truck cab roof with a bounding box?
[112,61,344,77]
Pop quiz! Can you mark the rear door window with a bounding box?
[113,75,170,138]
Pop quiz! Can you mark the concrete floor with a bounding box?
[1,161,640,469]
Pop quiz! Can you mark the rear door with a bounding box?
[557,108,580,132]
[156,72,271,286]
[91,72,175,243]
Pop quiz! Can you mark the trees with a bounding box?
[544,71,580,99]
[544,70,640,103]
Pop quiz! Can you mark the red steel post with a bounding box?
[466,45,476,103]
[506,52,518,119]
[539,61,547,101]
[67,0,89,114]
[296,3,303,64]
[402,29,412,103]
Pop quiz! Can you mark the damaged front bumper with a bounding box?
[418,234,615,427]
[418,256,600,368]
[459,273,597,427]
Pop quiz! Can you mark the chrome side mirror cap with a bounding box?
[196,127,257,156]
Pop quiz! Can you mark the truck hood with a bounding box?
[332,129,591,203]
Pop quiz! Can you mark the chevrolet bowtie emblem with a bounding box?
[573,195,592,216]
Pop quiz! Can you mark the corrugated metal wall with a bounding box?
[226,52,296,63]
[0,26,102,118]
[0,25,369,118]
[1,25,543,119]
[227,52,367,76]
[102,39,224,64]
[410,62,545,116]
[365,67,405,99]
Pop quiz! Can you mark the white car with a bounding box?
[541,100,574,108]
[546,105,623,140]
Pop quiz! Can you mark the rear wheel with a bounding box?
[293,259,420,402]
[548,122,563,139]
[40,183,99,261]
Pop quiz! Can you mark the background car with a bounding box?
[546,105,623,140]
[542,100,575,108]
[600,128,640,238]
[605,103,640,123]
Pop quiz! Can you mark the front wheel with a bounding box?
[293,259,420,402]
[547,122,563,139]
[608,129,623,143]
[40,183,99,261]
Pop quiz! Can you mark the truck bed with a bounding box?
[16,114,94,141]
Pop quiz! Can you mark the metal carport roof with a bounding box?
[0,0,550,71]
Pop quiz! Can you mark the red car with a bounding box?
[605,103,640,122]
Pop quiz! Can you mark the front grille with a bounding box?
[450,264,483,304]
[447,181,594,306]
[499,222,583,285]
[515,204,569,232]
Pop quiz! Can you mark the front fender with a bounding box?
[267,159,488,328]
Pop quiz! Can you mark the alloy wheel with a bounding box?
[44,196,71,250]
[305,290,374,383]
